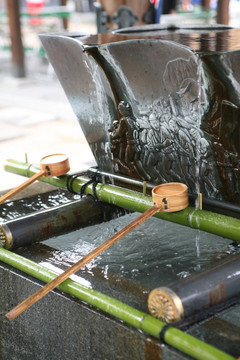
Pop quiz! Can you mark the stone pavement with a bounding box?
[0,12,97,191]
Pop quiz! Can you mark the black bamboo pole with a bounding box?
[148,254,240,323]
[0,197,118,250]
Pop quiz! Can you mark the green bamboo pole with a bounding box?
[0,247,236,360]
[4,159,240,242]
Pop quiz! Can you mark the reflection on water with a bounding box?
[44,212,240,289]
[0,189,78,222]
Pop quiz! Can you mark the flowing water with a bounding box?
[44,211,240,289]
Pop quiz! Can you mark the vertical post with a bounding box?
[60,0,68,30]
[6,0,25,77]
[201,0,210,10]
[217,0,230,25]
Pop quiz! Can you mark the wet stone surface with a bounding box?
[41,27,240,202]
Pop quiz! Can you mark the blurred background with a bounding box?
[1,0,240,190]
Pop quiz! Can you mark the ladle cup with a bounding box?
[5,182,188,321]
[0,154,70,205]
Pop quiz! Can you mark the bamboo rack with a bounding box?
[5,182,189,320]
[0,248,236,360]
[4,159,240,242]
[5,203,162,320]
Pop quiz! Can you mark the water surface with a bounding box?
[44,212,239,289]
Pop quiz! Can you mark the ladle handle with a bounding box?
[5,203,162,321]
[0,170,45,205]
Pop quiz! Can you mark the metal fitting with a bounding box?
[0,224,13,250]
[148,287,184,323]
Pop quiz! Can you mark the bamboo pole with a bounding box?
[0,197,113,250]
[148,254,240,322]
[4,159,240,242]
[0,248,236,360]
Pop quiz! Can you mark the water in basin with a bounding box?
[43,211,240,289]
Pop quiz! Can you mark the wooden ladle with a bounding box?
[0,154,70,205]
[5,182,188,321]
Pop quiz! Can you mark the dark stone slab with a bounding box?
[0,261,163,360]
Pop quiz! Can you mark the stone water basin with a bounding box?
[0,185,240,359]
